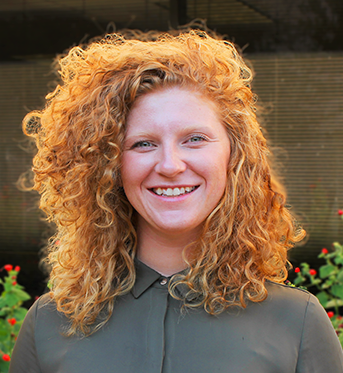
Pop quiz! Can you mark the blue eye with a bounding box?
[188,135,206,142]
[133,141,153,148]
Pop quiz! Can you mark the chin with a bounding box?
[156,222,203,237]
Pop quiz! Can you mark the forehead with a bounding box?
[126,87,222,133]
[131,85,218,110]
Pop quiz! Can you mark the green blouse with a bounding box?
[10,261,343,372]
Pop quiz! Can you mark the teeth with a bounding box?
[155,188,163,195]
[173,188,180,196]
[152,186,197,197]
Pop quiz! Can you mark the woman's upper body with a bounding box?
[10,30,343,370]
[10,261,343,373]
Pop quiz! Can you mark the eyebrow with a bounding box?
[125,125,218,138]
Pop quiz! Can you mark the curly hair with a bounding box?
[23,30,305,336]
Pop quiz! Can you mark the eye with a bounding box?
[187,135,207,143]
[132,140,153,148]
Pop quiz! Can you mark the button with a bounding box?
[159,278,168,285]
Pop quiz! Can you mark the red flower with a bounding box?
[14,265,20,272]
[12,281,17,286]
[11,276,16,280]
[327,311,335,318]
[338,209,343,216]
[321,248,328,254]
[309,269,317,276]
[7,318,16,326]
[294,267,301,273]
[2,354,10,362]
[4,264,13,271]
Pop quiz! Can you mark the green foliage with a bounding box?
[293,240,343,346]
[0,265,30,373]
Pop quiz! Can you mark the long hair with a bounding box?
[23,30,305,335]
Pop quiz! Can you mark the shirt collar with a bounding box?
[131,260,162,298]
[131,259,194,300]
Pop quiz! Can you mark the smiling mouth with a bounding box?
[151,186,199,197]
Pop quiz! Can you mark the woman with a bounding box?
[10,31,343,372]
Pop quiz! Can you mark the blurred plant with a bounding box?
[0,265,30,372]
[293,209,343,346]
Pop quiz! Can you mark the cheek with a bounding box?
[121,167,140,212]
[209,149,230,176]
[121,154,150,196]
[121,155,137,195]
[206,152,230,195]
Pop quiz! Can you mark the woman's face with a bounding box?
[121,86,231,240]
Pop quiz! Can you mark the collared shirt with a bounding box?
[10,260,343,373]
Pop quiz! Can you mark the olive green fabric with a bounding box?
[10,261,343,372]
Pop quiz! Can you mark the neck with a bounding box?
[136,222,199,276]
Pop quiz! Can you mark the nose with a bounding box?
[154,146,186,177]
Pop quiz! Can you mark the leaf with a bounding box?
[0,297,6,308]
[1,292,18,308]
[0,288,30,308]
[331,284,343,299]
[11,288,31,302]
[301,263,310,272]
[336,270,343,283]
[326,299,343,308]
[319,264,336,279]
[334,256,343,265]
[293,276,305,286]
[311,279,322,286]
[333,242,343,251]
[13,307,28,322]
[0,307,12,317]
[327,252,338,260]
[316,291,329,307]
[322,278,334,289]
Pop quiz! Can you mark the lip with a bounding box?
[149,185,199,189]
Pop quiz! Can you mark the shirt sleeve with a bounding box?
[9,299,42,373]
[296,294,343,373]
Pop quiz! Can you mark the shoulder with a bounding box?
[251,280,326,325]
[264,283,343,371]
[33,292,70,331]
[18,293,58,332]
[265,282,343,371]
[265,280,316,307]
[24,292,56,320]
[20,292,69,342]
[9,294,54,373]
[35,292,56,310]
[266,279,309,294]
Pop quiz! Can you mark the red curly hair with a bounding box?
[23,30,305,335]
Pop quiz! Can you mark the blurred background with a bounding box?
[1,0,343,300]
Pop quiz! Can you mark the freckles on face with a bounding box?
[121,86,231,238]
